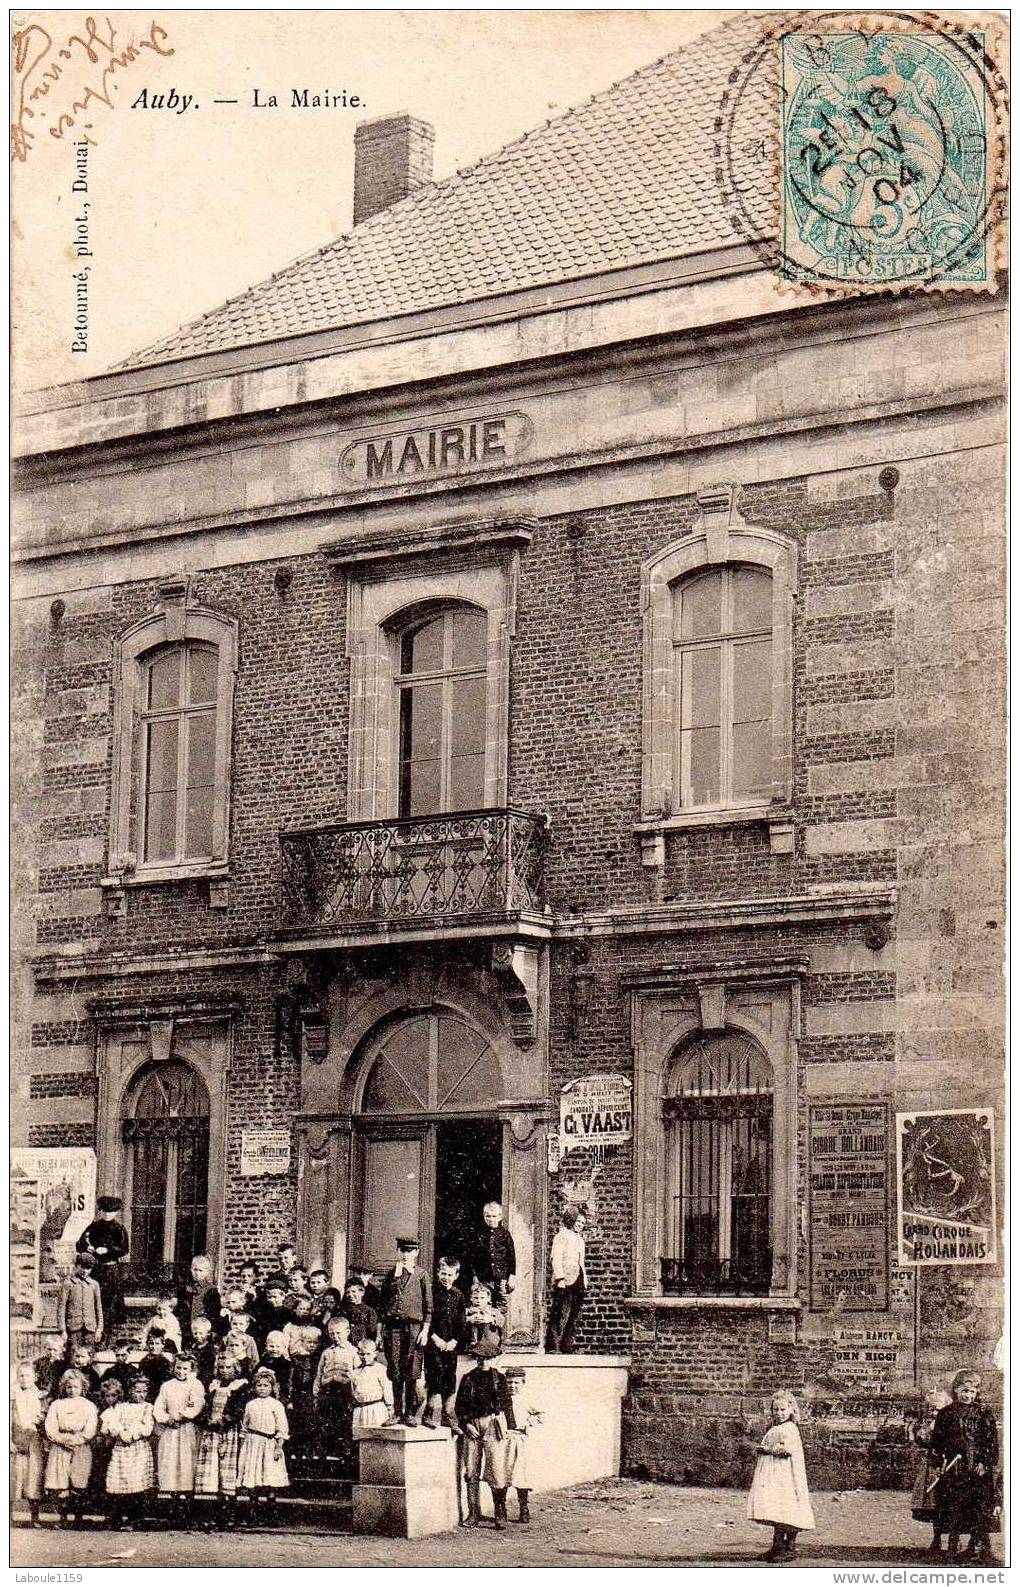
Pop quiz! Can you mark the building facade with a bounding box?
[12,21,1005,1490]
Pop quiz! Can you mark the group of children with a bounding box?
[746,1371,1000,1565]
[10,1244,397,1530]
[10,1211,537,1535]
[17,1226,1001,1557]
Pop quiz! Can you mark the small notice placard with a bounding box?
[240,1129,291,1178]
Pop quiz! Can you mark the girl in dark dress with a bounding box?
[930,1369,999,1562]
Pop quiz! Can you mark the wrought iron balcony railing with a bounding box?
[659,1251,773,1297]
[279,807,549,932]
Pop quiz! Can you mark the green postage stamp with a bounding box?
[780,23,1003,288]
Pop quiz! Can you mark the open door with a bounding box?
[355,1127,431,1273]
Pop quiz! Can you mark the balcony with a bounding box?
[278,807,549,945]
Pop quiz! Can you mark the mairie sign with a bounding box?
[339,410,532,486]
[560,1073,633,1148]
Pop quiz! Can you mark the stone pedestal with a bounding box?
[352,1424,459,1539]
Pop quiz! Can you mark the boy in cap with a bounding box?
[380,1236,432,1426]
[454,1337,516,1531]
[76,1195,129,1341]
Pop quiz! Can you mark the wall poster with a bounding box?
[559,1073,632,1152]
[10,1167,41,1329]
[10,1148,97,1328]
[896,1108,996,1265]
[809,1102,889,1312]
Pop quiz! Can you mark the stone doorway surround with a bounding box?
[294,954,550,1345]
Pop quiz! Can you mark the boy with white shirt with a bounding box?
[545,1208,587,1353]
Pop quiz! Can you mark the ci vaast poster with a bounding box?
[10,6,1007,1576]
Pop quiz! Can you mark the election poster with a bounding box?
[559,1074,632,1155]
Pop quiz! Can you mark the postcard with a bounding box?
[10,8,1008,1573]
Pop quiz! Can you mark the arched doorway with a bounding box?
[352,1010,505,1276]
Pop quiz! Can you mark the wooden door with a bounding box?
[355,1127,434,1273]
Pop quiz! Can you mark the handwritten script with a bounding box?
[11,15,175,163]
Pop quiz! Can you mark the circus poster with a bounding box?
[896,1110,996,1266]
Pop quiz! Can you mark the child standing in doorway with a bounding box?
[472,1202,516,1312]
[747,1389,816,1562]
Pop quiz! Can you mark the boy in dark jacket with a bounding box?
[137,1326,176,1399]
[380,1236,432,1426]
[472,1202,516,1311]
[254,1280,292,1348]
[100,1338,139,1398]
[455,1338,516,1530]
[340,1277,380,1346]
[424,1257,467,1429]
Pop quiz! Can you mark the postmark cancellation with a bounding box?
[717,10,1008,295]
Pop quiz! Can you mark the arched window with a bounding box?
[122,1060,210,1280]
[395,606,488,816]
[662,1033,773,1295]
[140,643,219,863]
[360,1011,501,1114]
[673,566,773,809]
[110,596,237,879]
[639,509,796,849]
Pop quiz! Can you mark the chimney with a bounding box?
[353,114,435,225]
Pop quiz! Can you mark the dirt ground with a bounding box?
[11,1478,1005,1570]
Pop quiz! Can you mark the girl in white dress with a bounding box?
[350,1337,393,1433]
[103,1376,155,1527]
[152,1351,205,1520]
[44,1369,99,1527]
[747,1389,816,1561]
[11,1361,46,1526]
[237,1367,289,1521]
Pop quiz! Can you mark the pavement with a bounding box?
[10,1479,1006,1569]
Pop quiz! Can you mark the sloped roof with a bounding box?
[119,13,772,371]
